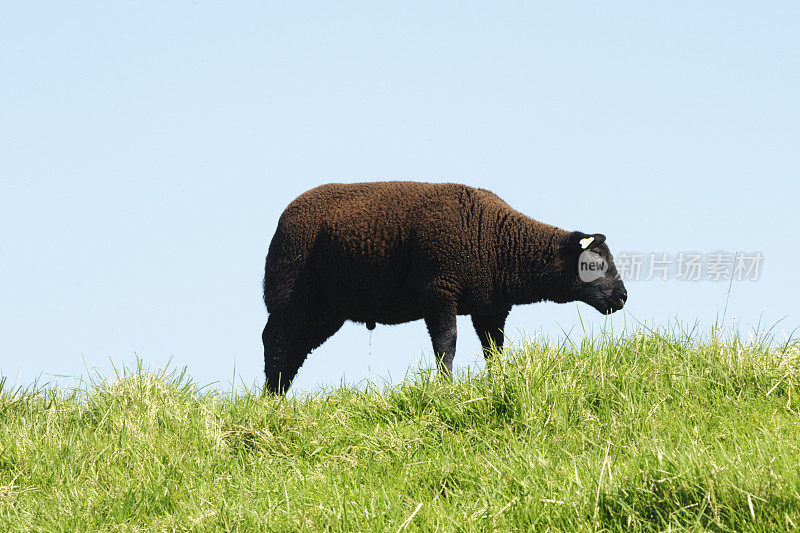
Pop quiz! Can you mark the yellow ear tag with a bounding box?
[579,237,595,250]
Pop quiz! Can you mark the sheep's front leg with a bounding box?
[424,301,458,379]
[471,309,510,358]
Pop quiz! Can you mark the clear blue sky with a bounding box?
[2,2,798,394]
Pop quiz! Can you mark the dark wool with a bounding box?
[262,181,627,393]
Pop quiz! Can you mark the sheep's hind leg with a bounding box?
[471,309,510,359]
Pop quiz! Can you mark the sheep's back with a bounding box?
[265,181,511,320]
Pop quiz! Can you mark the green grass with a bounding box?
[1,326,799,532]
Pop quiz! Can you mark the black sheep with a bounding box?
[262,181,627,393]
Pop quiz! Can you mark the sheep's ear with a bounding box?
[576,233,606,250]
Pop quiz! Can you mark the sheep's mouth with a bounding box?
[605,298,626,314]
[586,293,627,315]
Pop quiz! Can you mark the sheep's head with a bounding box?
[564,232,627,314]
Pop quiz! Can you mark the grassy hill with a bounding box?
[1,327,798,531]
